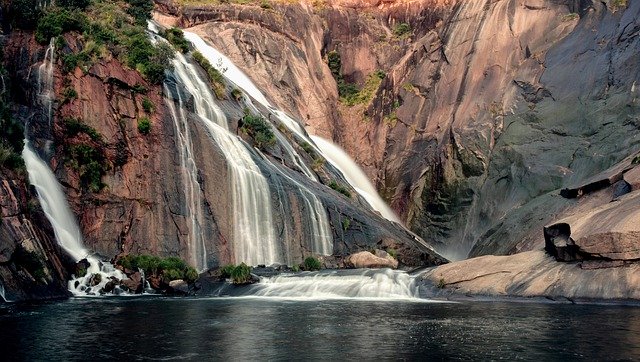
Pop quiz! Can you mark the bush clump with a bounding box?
[0,97,25,171]
[240,113,276,150]
[117,254,199,283]
[64,117,102,141]
[328,180,351,198]
[219,263,252,284]
[303,256,321,271]
[192,51,226,99]
[137,117,151,134]
[35,7,87,44]
[393,22,412,38]
[66,144,108,192]
[163,27,190,53]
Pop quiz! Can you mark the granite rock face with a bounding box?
[172,0,640,261]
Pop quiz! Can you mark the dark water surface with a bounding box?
[1,297,639,361]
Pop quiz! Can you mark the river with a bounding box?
[1,297,638,360]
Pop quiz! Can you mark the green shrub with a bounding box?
[137,117,151,134]
[230,263,252,284]
[437,278,446,289]
[57,0,91,9]
[125,0,154,25]
[10,0,42,29]
[393,22,411,37]
[231,88,243,101]
[117,254,198,283]
[342,218,350,231]
[67,144,108,192]
[61,87,78,104]
[387,248,397,259]
[64,117,102,142]
[291,264,300,272]
[35,7,87,44]
[328,180,351,198]
[340,71,385,106]
[220,264,237,278]
[303,256,321,271]
[240,113,275,150]
[142,97,154,113]
[164,27,190,53]
[192,51,226,99]
[260,0,272,9]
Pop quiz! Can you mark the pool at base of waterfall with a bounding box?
[1,297,639,360]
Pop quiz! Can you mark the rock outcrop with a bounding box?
[420,250,640,302]
[346,250,398,269]
[0,171,72,301]
[169,0,640,262]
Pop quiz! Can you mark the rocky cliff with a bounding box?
[165,0,639,262]
[0,0,443,299]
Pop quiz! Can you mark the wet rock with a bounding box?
[168,279,189,294]
[121,271,142,293]
[420,251,640,301]
[545,191,640,262]
[346,251,398,269]
[89,273,102,286]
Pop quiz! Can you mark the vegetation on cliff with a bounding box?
[11,0,174,83]
[240,112,276,150]
[117,254,199,283]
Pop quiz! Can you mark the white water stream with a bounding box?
[169,51,280,266]
[251,269,423,300]
[24,39,127,296]
[178,31,334,262]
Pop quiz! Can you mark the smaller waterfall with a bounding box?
[164,84,207,271]
[170,51,280,266]
[22,143,128,296]
[0,282,8,302]
[250,269,422,300]
[310,136,402,224]
[37,39,55,127]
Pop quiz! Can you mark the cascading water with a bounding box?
[25,39,127,296]
[167,50,280,266]
[182,31,333,258]
[248,269,424,300]
[37,38,55,127]
[163,84,207,271]
[310,136,402,224]
[0,282,8,302]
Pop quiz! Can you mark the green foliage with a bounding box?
[220,264,237,278]
[57,0,91,9]
[291,264,300,272]
[387,248,397,259]
[393,22,412,38]
[340,71,385,106]
[35,7,87,44]
[303,256,321,271]
[192,51,226,99]
[124,0,154,25]
[141,97,154,113]
[342,217,350,231]
[260,0,272,9]
[117,254,199,283]
[67,144,108,192]
[300,141,314,155]
[64,117,102,141]
[14,247,46,281]
[240,113,276,150]
[126,33,174,84]
[328,180,351,198]
[230,263,251,284]
[137,117,151,134]
[437,278,446,289]
[61,87,78,103]
[231,88,243,101]
[164,27,190,53]
[10,0,42,29]
[0,97,25,171]
[327,50,341,79]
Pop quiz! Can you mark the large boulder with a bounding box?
[346,250,398,269]
[544,190,640,262]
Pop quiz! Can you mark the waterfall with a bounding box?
[168,51,280,266]
[181,31,333,257]
[0,281,8,302]
[163,84,207,271]
[249,269,422,300]
[310,136,402,224]
[24,39,127,296]
[37,38,55,127]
